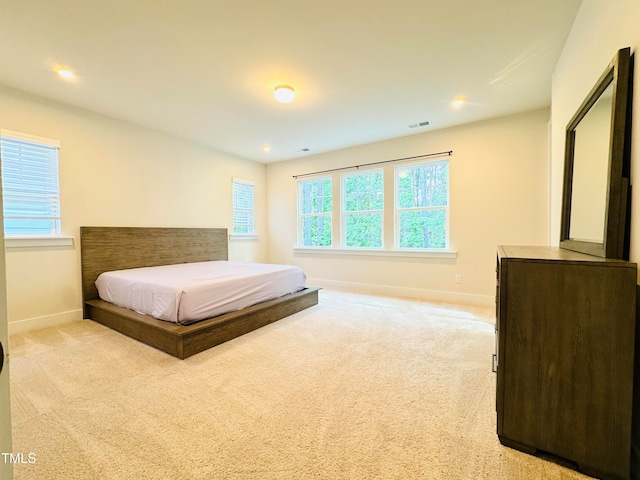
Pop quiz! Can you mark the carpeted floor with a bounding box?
[8,289,590,479]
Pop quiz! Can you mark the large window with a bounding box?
[395,160,449,249]
[342,169,383,248]
[298,177,332,247]
[232,178,255,234]
[0,131,61,237]
[295,157,450,253]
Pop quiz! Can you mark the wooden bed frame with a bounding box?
[80,226,319,359]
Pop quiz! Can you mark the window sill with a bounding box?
[229,234,260,242]
[5,236,75,249]
[292,247,457,259]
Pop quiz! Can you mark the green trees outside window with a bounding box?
[299,177,332,246]
[343,170,383,248]
[296,158,449,250]
[396,161,448,249]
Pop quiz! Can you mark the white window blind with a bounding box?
[232,178,255,234]
[0,131,61,237]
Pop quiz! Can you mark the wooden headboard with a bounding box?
[80,227,228,304]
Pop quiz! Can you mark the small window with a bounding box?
[342,169,383,248]
[395,160,449,249]
[0,131,61,237]
[297,177,332,247]
[232,178,255,234]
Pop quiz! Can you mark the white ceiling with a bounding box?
[0,0,582,163]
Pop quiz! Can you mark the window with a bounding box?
[298,177,332,247]
[395,160,449,249]
[342,169,383,248]
[0,131,61,237]
[294,156,452,255]
[232,178,255,234]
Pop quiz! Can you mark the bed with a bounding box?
[80,226,319,359]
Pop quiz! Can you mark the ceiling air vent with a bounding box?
[296,148,311,153]
[409,121,431,129]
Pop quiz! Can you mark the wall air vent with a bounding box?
[409,121,431,129]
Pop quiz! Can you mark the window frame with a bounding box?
[293,156,454,258]
[231,177,255,236]
[394,159,450,250]
[0,130,62,239]
[340,168,384,249]
[297,176,333,248]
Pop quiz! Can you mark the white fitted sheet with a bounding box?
[95,261,306,324]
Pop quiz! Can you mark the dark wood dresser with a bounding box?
[495,246,637,480]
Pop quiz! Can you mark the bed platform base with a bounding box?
[84,287,319,359]
[80,226,319,359]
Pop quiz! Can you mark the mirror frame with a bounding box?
[560,47,632,259]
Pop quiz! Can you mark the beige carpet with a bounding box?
[9,289,590,480]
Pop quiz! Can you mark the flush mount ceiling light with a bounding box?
[274,84,295,103]
[262,144,271,152]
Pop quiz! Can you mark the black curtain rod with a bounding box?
[292,150,453,179]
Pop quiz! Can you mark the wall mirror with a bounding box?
[560,47,633,259]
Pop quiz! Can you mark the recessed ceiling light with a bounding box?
[56,68,75,80]
[452,97,466,107]
[262,145,271,152]
[274,85,295,103]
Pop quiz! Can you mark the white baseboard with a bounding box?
[307,278,494,307]
[8,309,83,336]
[6,284,493,335]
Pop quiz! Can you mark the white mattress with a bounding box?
[95,261,306,324]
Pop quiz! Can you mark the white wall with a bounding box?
[0,86,267,333]
[550,0,640,266]
[266,109,550,304]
